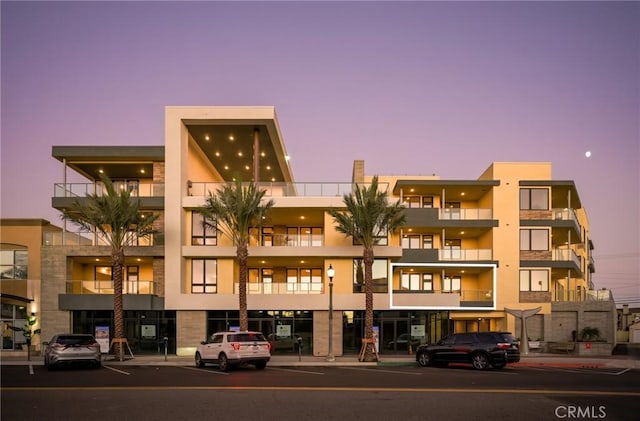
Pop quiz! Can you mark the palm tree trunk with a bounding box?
[238,243,249,331]
[363,247,377,362]
[113,248,125,360]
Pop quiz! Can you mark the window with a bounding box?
[403,196,421,208]
[520,229,549,251]
[402,235,421,249]
[443,276,461,292]
[299,227,323,247]
[520,188,549,210]
[422,196,434,208]
[443,239,461,259]
[126,266,139,294]
[191,259,217,293]
[192,213,217,245]
[400,272,433,291]
[353,259,388,293]
[284,268,322,292]
[520,269,549,291]
[443,202,461,219]
[422,235,433,249]
[0,249,28,280]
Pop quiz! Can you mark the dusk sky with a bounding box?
[1,1,638,306]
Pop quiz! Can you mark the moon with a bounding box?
[585,151,592,158]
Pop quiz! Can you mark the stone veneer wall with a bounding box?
[312,310,343,357]
[176,310,206,356]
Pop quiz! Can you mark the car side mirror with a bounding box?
[200,341,206,345]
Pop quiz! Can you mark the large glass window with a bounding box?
[520,229,549,251]
[191,213,217,245]
[400,272,433,291]
[443,239,462,259]
[520,188,549,210]
[353,259,388,293]
[519,269,549,291]
[191,259,217,293]
[443,276,461,292]
[0,249,28,280]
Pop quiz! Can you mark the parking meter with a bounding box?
[297,336,303,361]
[163,337,168,361]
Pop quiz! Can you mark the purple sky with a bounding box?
[1,1,638,306]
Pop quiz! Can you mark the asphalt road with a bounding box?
[2,363,638,421]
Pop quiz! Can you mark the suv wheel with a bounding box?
[195,352,205,368]
[417,352,431,367]
[218,353,229,372]
[471,353,490,370]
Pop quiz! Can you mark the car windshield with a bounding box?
[229,333,266,342]
[57,335,95,346]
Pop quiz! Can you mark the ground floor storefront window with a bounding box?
[72,310,177,355]
[206,310,314,355]
[1,303,29,350]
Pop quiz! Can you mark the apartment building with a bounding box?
[39,106,604,357]
[1,219,61,352]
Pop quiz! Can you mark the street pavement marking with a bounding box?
[180,366,229,375]
[29,364,34,375]
[2,386,639,397]
[103,365,131,375]
[268,367,325,375]
[605,368,631,376]
[340,366,423,376]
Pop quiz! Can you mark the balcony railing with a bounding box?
[54,182,164,198]
[249,233,324,247]
[234,282,324,294]
[438,249,493,260]
[188,181,388,198]
[392,288,493,302]
[439,208,493,220]
[44,231,155,246]
[554,288,612,302]
[65,280,158,295]
[553,248,580,266]
[552,208,578,223]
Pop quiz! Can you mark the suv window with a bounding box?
[230,333,266,342]
[211,334,223,344]
[453,334,475,345]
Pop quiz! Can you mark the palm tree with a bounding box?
[62,175,158,360]
[329,175,405,362]
[199,179,274,331]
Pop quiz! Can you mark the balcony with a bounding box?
[54,182,164,198]
[65,280,159,295]
[249,233,323,247]
[391,289,494,308]
[188,181,388,198]
[439,208,493,220]
[234,283,324,294]
[44,230,156,246]
[439,248,493,261]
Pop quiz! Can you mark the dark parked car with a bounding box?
[43,333,102,370]
[416,332,520,370]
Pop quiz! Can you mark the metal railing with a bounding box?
[188,181,388,198]
[234,282,324,294]
[438,249,493,260]
[65,280,158,295]
[44,231,155,246]
[392,288,493,302]
[249,233,324,247]
[54,182,164,198]
[553,248,580,266]
[439,208,493,220]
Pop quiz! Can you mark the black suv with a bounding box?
[416,332,520,370]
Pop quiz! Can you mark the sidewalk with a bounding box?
[2,351,639,369]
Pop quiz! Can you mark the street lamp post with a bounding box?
[327,264,335,362]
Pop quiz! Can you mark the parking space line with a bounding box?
[340,367,422,376]
[179,366,229,375]
[610,368,632,376]
[29,364,34,375]
[268,367,325,375]
[103,365,131,375]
